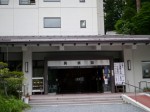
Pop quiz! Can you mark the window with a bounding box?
[19,0,35,5]
[142,61,150,78]
[0,0,9,5]
[80,0,85,2]
[44,17,61,28]
[44,0,60,2]
[80,20,86,28]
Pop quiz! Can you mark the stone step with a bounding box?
[30,100,124,106]
[29,94,124,106]
[30,98,122,103]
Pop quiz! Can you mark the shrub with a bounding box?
[0,95,30,112]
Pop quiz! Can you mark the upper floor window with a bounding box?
[80,0,85,2]
[44,17,61,28]
[80,20,86,28]
[0,0,9,5]
[19,0,35,5]
[44,0,60,2]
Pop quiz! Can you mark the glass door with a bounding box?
[48,69,58,93]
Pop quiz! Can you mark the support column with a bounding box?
[110,59,115,93]
[44,60,48,94]
[123,46,135,92]
[22,47,32,95]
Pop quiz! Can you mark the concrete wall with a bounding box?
[22,47,32,95]
[124,45,150,92]
[0,0,104,36]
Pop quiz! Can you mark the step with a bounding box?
[29,94,124,106]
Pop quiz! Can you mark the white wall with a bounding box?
[97,0,104,35]
[0,0,104,36]
[124,45,150,92]
[39,8,61,35]
[0,9,13,36]
[133,46,150,87]
[14,9,38,36]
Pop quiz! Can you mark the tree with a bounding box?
[115,1,150,35]
[115,6,136,34]
[136,0,141,12]
[104,0,125,32]
[132,2,150,34]
[0,62,24,98]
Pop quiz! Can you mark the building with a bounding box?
[0,0,150,95]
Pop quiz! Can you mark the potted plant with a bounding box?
[143,87,150,92]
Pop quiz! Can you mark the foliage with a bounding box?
[115,1,150,34]
[143,87,150,92]
[104,0,150,34]
[0,95,30,112]
[132,2,150,34]
[122,7,136,21]
[0,62,24,98]
[0,62,30,112]
[115,6,136,34]
[104,0,125,32]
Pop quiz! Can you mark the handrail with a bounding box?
[122,82,143,102]
[139,81,150,91]
[122,82,143,92]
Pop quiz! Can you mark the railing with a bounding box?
[122,82,143,101]
[139,81,150,92]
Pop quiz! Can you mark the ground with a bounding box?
[24,104,146,112]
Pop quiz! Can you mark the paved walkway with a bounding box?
[129,94,150,108]
[24,104,146,112]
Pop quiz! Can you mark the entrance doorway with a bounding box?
[48,66,111,94]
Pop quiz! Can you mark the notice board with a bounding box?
[114,63,125,85]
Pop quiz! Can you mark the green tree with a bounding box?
[132,2,150,34]
[115,6,136,34]
[0,62,24,98]
[104,0,125,32]
[115,1,150,35]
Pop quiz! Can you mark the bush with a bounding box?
[0,62,24,98]
[0,95,30,112]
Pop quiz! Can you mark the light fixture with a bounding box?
[127,60,131,70]
[25,62,28,72]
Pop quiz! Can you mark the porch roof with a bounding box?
[0,35,150,45]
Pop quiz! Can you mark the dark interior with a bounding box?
[48,67,105,94]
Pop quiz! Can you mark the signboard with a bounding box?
[114,63,125,85]
[48,60,110,67]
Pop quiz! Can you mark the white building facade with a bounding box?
[0,0,150,95]
[0,0,104,36]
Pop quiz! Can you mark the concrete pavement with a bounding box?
[24,104,146,112]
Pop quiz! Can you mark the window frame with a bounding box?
[142,61,150,78]
[80,20,86,28]
[43,0,60,2]
[19,0,36,5]
[0,0,9,5]
[44,17,61,28]
[79,0,85,3]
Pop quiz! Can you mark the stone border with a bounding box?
[139,92,150,97]
[121,94,150,112]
